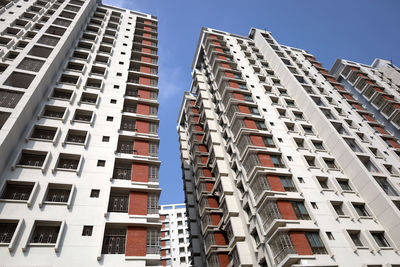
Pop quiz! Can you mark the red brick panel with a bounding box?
[208,197,219,208]
[161,231,165,238]
[193,116,199,122]
[267,175,285,192]
[205,182,214,192]
[258,153,274,167]
[161,250,166,256]
[228,81,239,88]
[363,114,374,121]
[129,191,148,215]
[160,215,165,220]
[343,94,354,100]
[132,163,148,182]
[238,104,250,114]
[126,227,147,256]
[143,26,152,31]
[225,72,235,78]
[141,47,151,54]
[211,214,222,225]
[192,108,199,114]
[215,48,223,53]
[244,119,257,129]
[250,135,265,147]
[139,77,151,86]
[221,63,231,69]
[134,140,149,156]
[136,120,149,133]
[214,232,227,245]
[218,55,227,60]
[203,168,212,177]
[218,253,230,267]
[353,104,364,110]
[142,39,152,46]
[195,134,203,141]
[387,139,400,148]
[277,201,297,220]
[137,103,150,115]
[143,33,152,39]
[140,65,151,74]
[143,20,152,25]
[210,35,217,39]
[233,92,244,100]
[141,56,151,63]
[161,259,167,266]
[200,156,208,164]
[289,232,313,255]
[190,100,196,105]
[375,126,387,134]
[212,41,221,46]
[138,89,151,99]
[198,144,208,152]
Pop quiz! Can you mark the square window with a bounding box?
[82,226,93,236]
[102,136,110,142]
[97,160,105,167]
[348,231,363,247]
[371,232,390,247]
[90,189,100,198]
[311,202,318,209]
[106,116,113,121]
[110,99,117,104]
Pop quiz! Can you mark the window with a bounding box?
[1,181,34,201]
[292,202,310,220]
[302,125,314,134]
[0,90,23,108]
[17,150,47,167]
[311,202,318,209]
[348,231,363,247]
[73,109,93,123]
[375,177,398,196]
[294,138,304,148]
[66,130,87,144]
[97,160,105,167]
[305,156,316,167]
[82,226,93,236]
[331,202,345,216]
[110,99,117,104]
[42,105,66,119]
[106,116,113,121]
[0,222,18,244]
[57,154,80,170]
[102,136,110,142]
[30,223,61,244]
[352,203,370,217]
[17,58,44,72]
[344,138,363,153]
[102,228,126,254]
[108,192,129,212]
[337,179,352,191]
[4,72,35,89]
[280,176,296,191]
[305,232,327,254]
[324,158,337,169]
[371,232,390,248]
[317,177,329,189]
[45,184,71,203]
[312,141,325,150]
[326,232,334,240]
[90,189,100,198]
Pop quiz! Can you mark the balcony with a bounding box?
[204,231,228,254]
[199,196,219,215]
[204,35,227,56]
[225,103,260,124]
[230,118,268,140]
[243,152,286,178]
[236,134,275,157]
[221,91,253,110]
[208,50,233,71]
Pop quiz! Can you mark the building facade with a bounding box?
[160,204,192,266]
[177,27,400,267]
[0,0,161,266]
[330,58,400,139]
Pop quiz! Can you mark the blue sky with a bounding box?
[103,0,400,205]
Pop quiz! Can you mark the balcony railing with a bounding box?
[113,168,132,180]
[270,232,297,265]
[259,200,283,230]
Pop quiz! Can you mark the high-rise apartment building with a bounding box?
[160,203,192,266]
[0,1,161,266]
[330,58,400,139]
[177,27,400,267]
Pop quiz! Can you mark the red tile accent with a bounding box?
[244,119,257,129]
[258,153,274,167]
[214,232,227,245]
[233,92,244,100]
[211,214,222,225]
[129,191,148,215]
[132,163,148,182]
[290,231,313,255]
[140,65,151,74]
[238,104,250,114]
[228,81,239,88]
[250,135,265,147]
[277,201,297,220]
[218,253,230,267]
[221,63,231,69]
[205,182,214,192]
[139,77,151,85]
[126,227,147,256]
[136,120,149,133]
[134,140,149,156]
[138,89,151,99]
[137,103,150,115]
[267,175,285,192]
[208,197,219,208]
[141,56,151,63]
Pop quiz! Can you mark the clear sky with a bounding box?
[103,0,400,205]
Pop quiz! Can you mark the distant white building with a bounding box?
[160,204,192,266]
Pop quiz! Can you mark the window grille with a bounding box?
[148,165,159,182]
[31,225,60,244]
[0,222,17,244]
[108,194,128,212]
[147,193,159,214]
[102,228,126,254]
[0,90,22,108]
[146,229,160,254]
[2,183,33,200]
[46,188,70,203]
